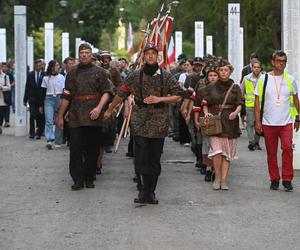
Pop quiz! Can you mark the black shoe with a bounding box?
[270,181,279,190]
[133,176,138,183]
[4,123,10,128]
[254,143,262,150]
[86,181,95,188]
[36,135,41,140]
[248,143,255,151]
[71,182,84,190]
[134,191,147,204]
[29,135,34,139]
[204,170,212,182]
[147,193,159,204]
[172,137,180,142]
[212,172,215,181]
[104,146,112,153]
[126,152,134,157]
[282,181,293,192]
[195,162,201,169]
[96,168,101,175]
[0,127,2,135]
[200,164,207,175]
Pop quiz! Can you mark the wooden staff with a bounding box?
[124,106,132,138]
[114,117,127,153]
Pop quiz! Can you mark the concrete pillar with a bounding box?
[195,21,204,57]
[282,0,300,170]
[228,3,242,84]
[27,36,34,71]
[0,28,7,62]
[75,37,82,59]
[206,35,213,55]
[175,31,182,60]
[62,32,69,62]
[44,22,54,65]
[14,6,27,136]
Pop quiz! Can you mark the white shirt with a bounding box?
[41,74,65,95]
[0,72,11,106]
[254,72,298,126]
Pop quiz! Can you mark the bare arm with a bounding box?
[143,95,181,105]
[90,92,110,120]
[56,99,70,129]
[104,95,125,120]
[293,94,300,132]
[254,95,262,134]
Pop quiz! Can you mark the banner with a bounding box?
[168,36,175,64]
[127,22,134,53]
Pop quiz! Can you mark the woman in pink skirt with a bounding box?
[202,60,243,190]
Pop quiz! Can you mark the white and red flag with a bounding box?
[127,22,134,53]
[168,36,175,64]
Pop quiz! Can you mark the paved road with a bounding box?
[0,121,299,250]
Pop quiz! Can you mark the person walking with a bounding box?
[0,63,11,134]
[202,60,243,190]
[56,43,112,190]
[23,59,45,139]
[241,59,262,151]
[104,44,182,204]
[254,50,299,192]
[41,60,65,149]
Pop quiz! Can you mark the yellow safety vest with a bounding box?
[257,72,298,118]
[244,77,256,107]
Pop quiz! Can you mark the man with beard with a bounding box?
[104,44,183,204]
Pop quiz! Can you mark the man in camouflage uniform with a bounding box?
[56,43,113,190]
[104,44,182,204]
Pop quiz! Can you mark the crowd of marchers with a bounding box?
[0,44,298,205]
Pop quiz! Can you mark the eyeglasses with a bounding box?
[274,59,287,64]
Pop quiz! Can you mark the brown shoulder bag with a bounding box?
[199,83,234,136]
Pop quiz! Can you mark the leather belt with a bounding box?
[211,104,235,109]
[73,94,100,101]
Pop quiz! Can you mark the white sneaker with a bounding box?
[54,144,62,148]
[184,143,190,147]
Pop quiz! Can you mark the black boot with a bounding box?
[135,174,142,191]
[134,174,149,204]
[148,175,159,204]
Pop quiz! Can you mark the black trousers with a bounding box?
[134,136,164,176]
[29,103,44,137]
[69,126,102,183]
[0,106,9,126]
[179,113,190,144]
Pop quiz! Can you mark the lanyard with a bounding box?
[272,72,284,100]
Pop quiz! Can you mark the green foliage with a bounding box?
[0,0,120,60]
[0,0,282,67]
[30,27,63,63]
[182,41,194,59]
[114,49,131,60]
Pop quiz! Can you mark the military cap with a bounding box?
[143,43,159,53]
[193,57,204,65]
[177,53,187,61]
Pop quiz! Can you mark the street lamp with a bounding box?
[72,12,79,19]
[59,0,68,7]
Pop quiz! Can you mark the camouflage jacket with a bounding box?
[118,68,183,138]
[62,63,113,128]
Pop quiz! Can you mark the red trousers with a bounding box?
[262,124,294,182]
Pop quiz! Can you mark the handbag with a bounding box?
[199,83,234,136]
[2,75,11,106]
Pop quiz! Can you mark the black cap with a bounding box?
[143,43,159,53]
[193,57,204,65]
[177,53,187,61]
